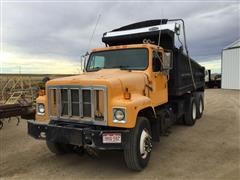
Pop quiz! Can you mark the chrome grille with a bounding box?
[61,89,68,116]
[71,89,79,116]
[48,86,107,126]
[82,89,91,117]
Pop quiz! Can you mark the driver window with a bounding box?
[152,51,162,72]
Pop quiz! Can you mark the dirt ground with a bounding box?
[0,89,239,179]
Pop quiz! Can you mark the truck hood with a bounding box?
[47,69,147,94]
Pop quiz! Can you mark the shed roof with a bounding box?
[223,39,240,50]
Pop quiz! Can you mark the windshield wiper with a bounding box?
[88,67,102,72]
[111,65,132,70]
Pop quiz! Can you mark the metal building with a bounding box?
[221,39,240,89]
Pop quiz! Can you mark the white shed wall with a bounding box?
[222,47,240,89]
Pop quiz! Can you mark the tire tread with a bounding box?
[124,117,151,171]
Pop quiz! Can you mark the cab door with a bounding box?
[150,49,168,106]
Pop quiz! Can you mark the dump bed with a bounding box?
[169,48,205,96]
[102,19,205,97]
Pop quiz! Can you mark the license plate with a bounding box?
[102,133,121,144]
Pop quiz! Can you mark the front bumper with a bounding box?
[27,120,130,150]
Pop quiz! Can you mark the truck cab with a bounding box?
[28,19,205,171]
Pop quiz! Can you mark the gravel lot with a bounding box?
[0,89,239,179]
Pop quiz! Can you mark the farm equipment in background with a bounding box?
[0,76,50,129]
[205,69,221,88]
[0,91,36,129]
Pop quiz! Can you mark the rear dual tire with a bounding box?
[184,93,204,126]
[184,97,197,126]
[196,94,204,119]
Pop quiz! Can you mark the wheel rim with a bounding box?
[192,102,197,120]
[199,99,203,114]
[140,129,152,159]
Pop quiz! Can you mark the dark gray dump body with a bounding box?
[102,19,205,97]
[168,48,205,96]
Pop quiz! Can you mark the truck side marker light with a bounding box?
[124,88,131,100]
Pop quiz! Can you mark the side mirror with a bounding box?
[81,52,89,72]
[152,50,172,74]
[162,51,172,70]
[152,51,162,72]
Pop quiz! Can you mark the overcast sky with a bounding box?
[0,0,239,74]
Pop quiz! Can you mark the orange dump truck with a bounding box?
[28,19,205,171]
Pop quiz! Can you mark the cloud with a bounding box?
[1,1,239,73]
[199,58,221,73]
[1,50,82,74]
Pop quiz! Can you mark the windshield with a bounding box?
[86,48,148,71]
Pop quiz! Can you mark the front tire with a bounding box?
[124,117,152,171]
[0,120,3,129]
[46,141,72,155]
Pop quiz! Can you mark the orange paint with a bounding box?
[35,44,168,128]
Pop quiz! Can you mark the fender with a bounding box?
[109,94,156,128]
[35,95,49,122]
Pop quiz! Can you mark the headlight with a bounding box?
[37,103,45,115]
[113,108,126,123]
